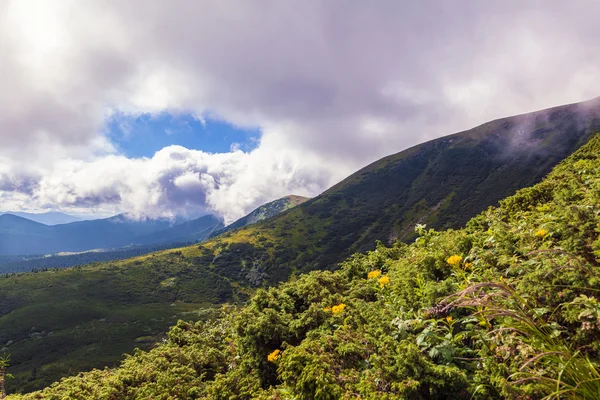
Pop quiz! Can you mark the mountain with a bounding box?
[0,215,55,255]
[203,97,600,279]
[0,198,309,273]
[0,213,224,256]
[1,99,600,393]
[211,195,309,237]
[10,118,600,399]
[134,214,224,245]
[0,211,82,225]
[0,214,178,255]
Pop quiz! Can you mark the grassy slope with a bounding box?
[11,133,600,399]
[211,195,310,237]
[205,97,600,279]
[2,99,600,393]
[0,205,304,392]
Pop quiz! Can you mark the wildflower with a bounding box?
[446,255,463,266]
[463,262,473,270]
[368,270,382,279]
[331,303,346,314]
[378,275,390,287]
[446,316,453,323]
[323,306,332,312]
[534,229,548,237]
[267,349,281,362]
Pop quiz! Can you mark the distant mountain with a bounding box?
[0,214,180,255]
[0,211,83,225]
[211,195,309,237]
[0,198,309,270]
[134,214,224,245]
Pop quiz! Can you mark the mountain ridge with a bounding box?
[0,211,83,226]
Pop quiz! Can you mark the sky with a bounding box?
[0,1,599,224]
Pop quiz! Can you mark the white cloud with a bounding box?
[1,1,599,221]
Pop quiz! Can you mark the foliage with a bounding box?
[7,134,600,398]
[5,106,598,393]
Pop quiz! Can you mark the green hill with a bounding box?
[9,131,600,398]
[198,98,600,282]
[211,195,310,238]
[1,99,600,394]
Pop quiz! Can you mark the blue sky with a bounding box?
[105,112,260,157]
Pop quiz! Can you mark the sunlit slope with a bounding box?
[11,130,600,399]
[205,97,600,278]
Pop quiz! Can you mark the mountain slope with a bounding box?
[0,211,82,225]
[11,122,600,399]
[1,99,600,393]
[205,97,600,278]
[0,215,56,255]
[211,195,309,237]
[134,214,224,245]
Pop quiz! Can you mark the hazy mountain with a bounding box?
[134,214,224,245]
[0,214,178,255]
[0,211,83,225]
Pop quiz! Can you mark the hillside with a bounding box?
[211,195,309,237]
[10,130,600,398]
[1,99,599,394]
[0,197,306,391]
[133,214,224,245]
[195,97,600,282]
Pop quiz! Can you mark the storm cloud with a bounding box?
[1,0,599,221]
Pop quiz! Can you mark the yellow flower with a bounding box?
[267,349,281,362]
[368,270,382,279]
[446,316,453,323]
[323,306,332,312]
[446,255,463,266]
[534,229,548,237]
[463,262,473,270]
[331,303,346,314]
[378,275,390,287]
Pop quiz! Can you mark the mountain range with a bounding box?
[1,98,600,394]
[0,195,310,271]
[0,211,84,225]
[0,213,188,255]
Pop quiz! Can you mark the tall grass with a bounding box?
[446,282,600,399]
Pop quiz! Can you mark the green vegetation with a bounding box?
[0,252,231,393]
[211,195,309,237]
[206,100,600,279]
[1,102,600,396]
[6,134,600,398]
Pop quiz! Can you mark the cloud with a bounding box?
[1,1,600,221]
